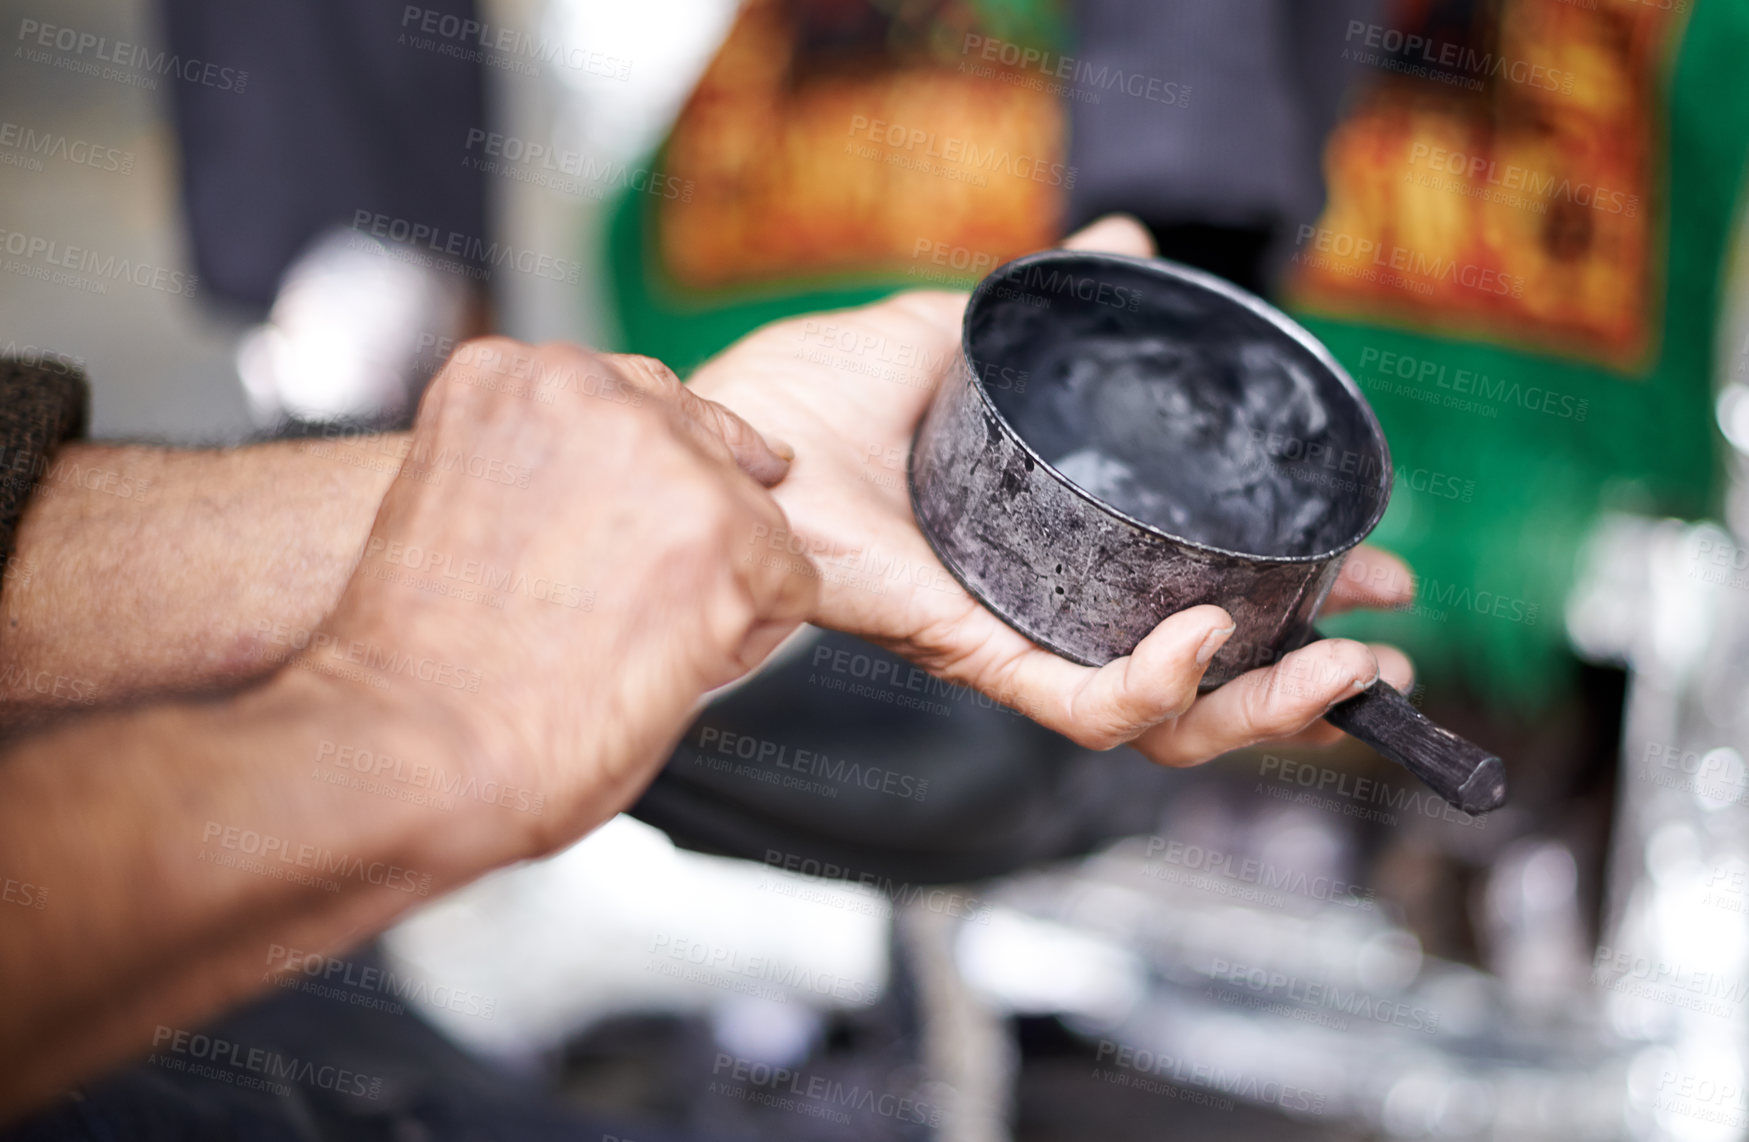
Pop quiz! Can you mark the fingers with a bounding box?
[877,290,975,331]
[873,216,1156,339]
[726,493,820,676]
[513,345,812,633]
[740,505,819,628]
[675,386,796,488]
[1371,643,1414,695]
[1327,546,1415,612]
[1060,214,1157,258]
[1133,637,1382,766]
[601,352,795,486]
[1276,642,1415,747]
[991,605,1235,751]
[598,351,680,397]
[850,218,1156,385]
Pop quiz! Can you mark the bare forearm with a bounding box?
[0,667,517,1119]
[0,437,401,722]
[0,340,816,1121]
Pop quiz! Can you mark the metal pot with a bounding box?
[909,250,1506,813]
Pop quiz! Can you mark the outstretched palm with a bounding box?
[691,218,1414,766]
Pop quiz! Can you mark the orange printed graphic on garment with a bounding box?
[1287,0,1688,372]
[656,0,1066,291]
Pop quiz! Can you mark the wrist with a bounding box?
[255,658,541,875]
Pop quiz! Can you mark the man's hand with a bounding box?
[298,339,817,851]
[691,216,1415,765]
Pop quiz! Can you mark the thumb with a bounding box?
[604,353,795,487]
[1059,213,1156,258]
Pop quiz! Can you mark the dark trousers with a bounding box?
[160,0,488,310]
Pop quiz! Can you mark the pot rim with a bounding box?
[960,248,1395,566]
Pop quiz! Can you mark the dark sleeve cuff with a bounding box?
[0,356,90,571]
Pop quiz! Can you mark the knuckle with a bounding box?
[604,353,681,402]
[1082,728,1127,752]
[533,339,592,367]
[422,336,532,423]
[1095,700,1165,751]
[1062,724,1111,751]
[453,335,526,368]
[529,341,597,393]
[1284,640,1366,695]
[1237,675,1284,737]
[1247,644,1368,737]
[1061,696,1129,750]
[1322,638,1376,683]
[702,400,750,446]
[618,353,680,387]
[449,336,529,387]
[682,411,740,468]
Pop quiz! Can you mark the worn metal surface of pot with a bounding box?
[910,250,1389,687]
[909,249,1506,813]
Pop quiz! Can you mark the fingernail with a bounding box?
[1323,667,1380,716]
[765,436,796,462]
[1195,624,1236,666]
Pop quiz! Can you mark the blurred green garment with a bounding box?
[605,0,1749,715]
[605,0,1071,373]
[1285,0,1744,711]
